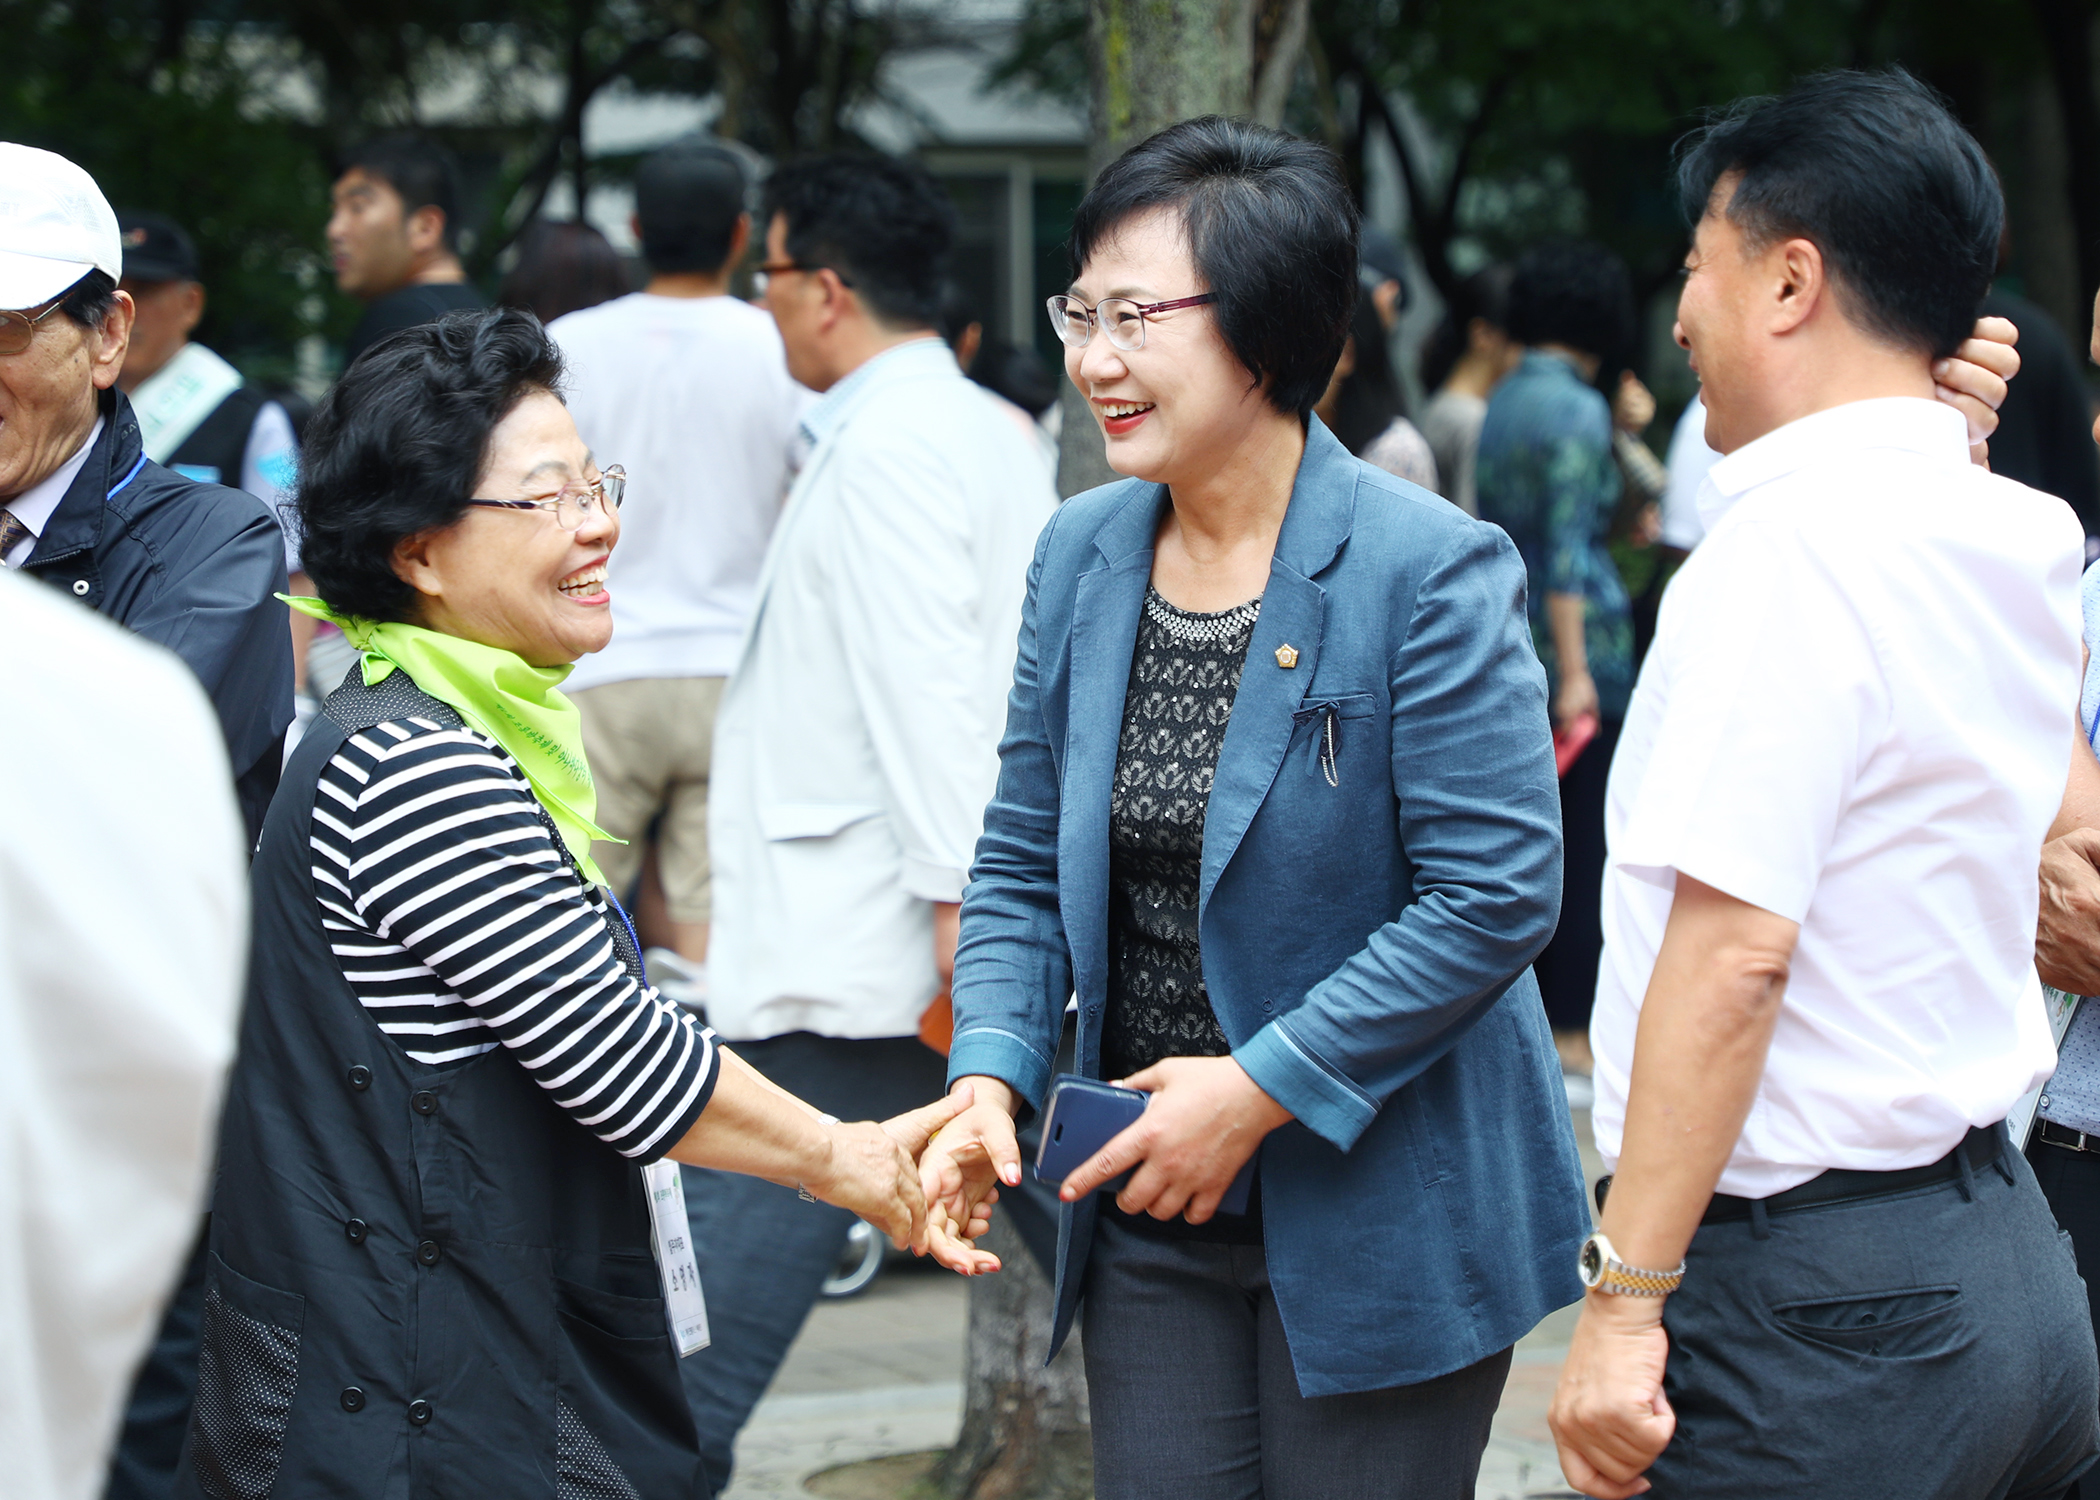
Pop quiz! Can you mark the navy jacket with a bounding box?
[23,388,292,844]
[947,420,1590,1395]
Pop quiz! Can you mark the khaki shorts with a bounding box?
[571,676,725,923]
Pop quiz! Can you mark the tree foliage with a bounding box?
[1000,0,2100,354]
[0,0,927,379]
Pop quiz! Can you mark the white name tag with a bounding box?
[642,1159,710,1356]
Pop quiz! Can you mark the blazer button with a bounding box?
[415,1239,442,1266]
[411,1090,438,1115]
[345,1218,369,1245]
[340,1386,366,1413]
[407,1399,433,1427]
[347,1065,372,1091]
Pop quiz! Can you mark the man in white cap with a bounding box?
[0,142,292,1500]
[0,143,292,842]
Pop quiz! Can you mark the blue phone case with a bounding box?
[1032,1073,1257,1214]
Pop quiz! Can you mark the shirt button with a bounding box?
[70,579,89,596]
[345,1218,369,1245]
[347,1065,372,1092]
[416,1240,442,1267]
[2042,1094,2054,1109]
[411,1091,438,1115]
[407,1399,433,1427]
[340,1386,366,1413]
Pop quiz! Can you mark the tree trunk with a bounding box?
[934,1214,1092,1499]
[1055,0,1311,499]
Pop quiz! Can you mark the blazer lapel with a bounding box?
[1199,420,1358,915]
[1058,483,1166,1011]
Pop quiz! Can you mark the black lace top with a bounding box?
[1103,587,1262,1082]
[1101,587,1265,1243]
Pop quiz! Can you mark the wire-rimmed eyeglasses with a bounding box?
[1045,292,1216,352]
[0,298,73,358]
[466,464,626,531]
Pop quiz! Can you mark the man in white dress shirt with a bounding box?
[1550,71,2100,1498]
[678,154,1055,1494]
[552,141,806,970]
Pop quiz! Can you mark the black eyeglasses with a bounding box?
[755,261,855,297]
[466,465,625,531]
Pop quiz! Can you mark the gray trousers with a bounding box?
[1080,1213,1511,1500]
[1650,1134,2100,1498]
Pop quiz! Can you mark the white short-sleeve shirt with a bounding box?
[1591,397,2084,1198]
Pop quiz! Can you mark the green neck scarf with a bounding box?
[286,597,616,885]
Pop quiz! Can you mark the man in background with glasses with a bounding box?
[682,152,1055,1496]
[0,141,292,1500]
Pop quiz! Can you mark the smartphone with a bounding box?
[1032,1073,1256,1215]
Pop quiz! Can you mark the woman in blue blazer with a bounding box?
[922,118,1589,1498]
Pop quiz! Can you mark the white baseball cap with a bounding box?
[0,143,121,312]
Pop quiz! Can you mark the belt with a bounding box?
[1594,1124,2009,1226]
[2037,1119,2100,1155]
[1701,1124,2007,1225]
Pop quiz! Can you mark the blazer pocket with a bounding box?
[1305,690,1379,720]
[188,1253,304,1500]
[757,802,884,841]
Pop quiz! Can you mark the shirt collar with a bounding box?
[1698,396,1969,533]
[798,336,954,450]
[5,415,103,539]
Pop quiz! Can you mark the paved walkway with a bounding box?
[723,1108,1604,1499]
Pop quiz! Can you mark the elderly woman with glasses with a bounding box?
[914,118,1590,1497]
[177,309,981,1500]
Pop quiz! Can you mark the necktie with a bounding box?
[0,509,28,567]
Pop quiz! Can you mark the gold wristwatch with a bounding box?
[1578,1231,1685,1296]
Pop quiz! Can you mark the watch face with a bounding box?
[1579,1236,1604,1287]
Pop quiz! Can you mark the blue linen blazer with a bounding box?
[947,419,1590,1396]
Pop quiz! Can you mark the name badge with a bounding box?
[642,1159,710,1356]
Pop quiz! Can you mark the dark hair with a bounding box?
[1675,68,2000,359]
[497,220,631,325]
[1327,295,1406,455]
[971,339,1058,418]
[341,135,465,253]
[636,143,747,274]
[57,269,119,330]
[1068,116,1359,417]
[762,155,955,329]
[1419,264,1512,393]
[297,308,564,621]
[1505,240,1634,361]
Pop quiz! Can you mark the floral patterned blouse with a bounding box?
[1473,350,1634,719]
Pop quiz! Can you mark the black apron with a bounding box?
[177,673,703,1500]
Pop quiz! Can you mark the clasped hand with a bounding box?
[915,1057,1291,1270]
[804,1084,999,1275]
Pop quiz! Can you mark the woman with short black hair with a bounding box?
[178,308,981,1500]
[921,117,1589,1497]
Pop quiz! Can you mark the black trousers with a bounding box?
[677,1032,951,1498]
[102,1223,208,1500]
[1536,716,1620,1034]
[2031,1135,2100,1500]
[1080,1213,1511,1500]
[1650,1137,2098,1498]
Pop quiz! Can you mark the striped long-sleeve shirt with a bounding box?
[311,714,717,1159]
